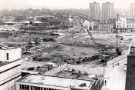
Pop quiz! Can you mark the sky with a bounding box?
[0,0,135,10]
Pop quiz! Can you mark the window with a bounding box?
[20,84,29,90]
[6,53,9,60]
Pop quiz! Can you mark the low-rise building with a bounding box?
[127,19,135,31]
[98,23,113,32]
[16,75,95,90]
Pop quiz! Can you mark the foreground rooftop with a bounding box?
[18,75,95,89]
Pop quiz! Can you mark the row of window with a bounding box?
[19,84,61,90]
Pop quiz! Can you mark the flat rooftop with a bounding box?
[54,68,94,81]
[22,63,55,74]
[18,75,95,89]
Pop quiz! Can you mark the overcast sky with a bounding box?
[0,0,135,10]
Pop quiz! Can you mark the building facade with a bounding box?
[0,47,22,90]
[98,23,113,32]
[102,2,114,21]
[127,19,135,31]
[89,2,101,20]
[115,16,127,28]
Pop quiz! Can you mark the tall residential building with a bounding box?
[130,2,135,18]
[102,2,114,20]
[89,2,101,20]
[0,47,22,90]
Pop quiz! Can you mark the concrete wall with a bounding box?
[0,66,21,84]
[0,59,22,72]
[0,48,22,62]
[0,76,21,90]
[0,58,22,90]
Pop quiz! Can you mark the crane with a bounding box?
[80,17,107,50]
[81,19,97,46]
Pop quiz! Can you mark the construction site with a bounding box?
[0,11,134,90]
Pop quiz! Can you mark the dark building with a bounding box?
[126,46,135,90]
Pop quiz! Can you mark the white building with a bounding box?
[89,2,101,20]
[116,16,127,28]
[130,2,135,18]
[0,47,22,90]
[16,75,95,90]
[102,2,114,20]
[0,47,22,61]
